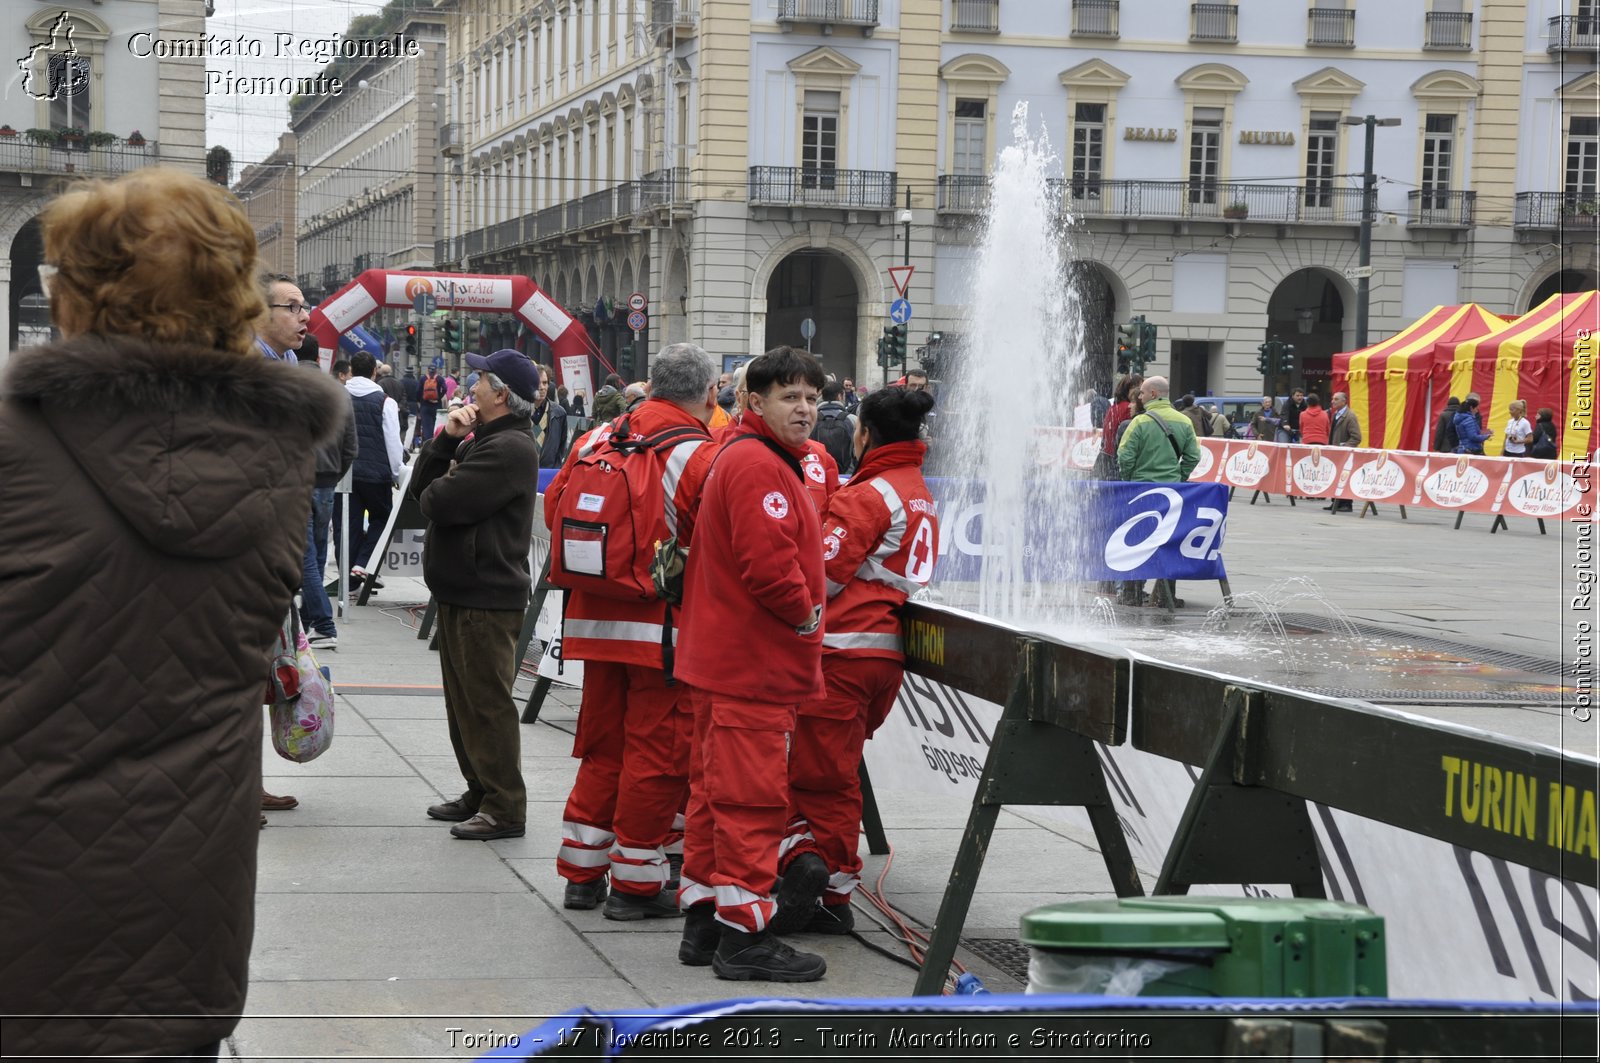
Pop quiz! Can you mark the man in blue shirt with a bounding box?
[256,274,307,363]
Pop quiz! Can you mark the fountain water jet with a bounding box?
[939,103,1096,626]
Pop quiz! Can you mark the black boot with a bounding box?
[770,852,828,934]
[679,903,721,967]
[712,927,826,982]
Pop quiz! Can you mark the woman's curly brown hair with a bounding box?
[41,167,265,354]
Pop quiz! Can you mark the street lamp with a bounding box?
[1340,114,1401,348]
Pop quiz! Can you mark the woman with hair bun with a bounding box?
[770,385,940,937]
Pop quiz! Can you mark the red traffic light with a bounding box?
[406,324,417,337]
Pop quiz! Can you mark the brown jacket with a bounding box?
[0,335,345,1058]
[1330,407,1363,447]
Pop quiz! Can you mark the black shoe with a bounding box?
[679,904,721,966]
[563,878,608,910]
[799,903,855,935]
[604,889,683,922]
[712,927,826,982]
[449,812,525,840]
[426,798,477,822]
[771,852,828,934]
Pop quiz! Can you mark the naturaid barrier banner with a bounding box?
[1035,429,1593,521]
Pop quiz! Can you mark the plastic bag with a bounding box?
[268,616,335,763]
[1026,951,1206,996]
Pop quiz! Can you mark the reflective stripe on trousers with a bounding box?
[820,631,902,651]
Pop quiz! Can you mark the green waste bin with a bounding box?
[1019,896,1386,998]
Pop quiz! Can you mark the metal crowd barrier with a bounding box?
[897,601,1598,996]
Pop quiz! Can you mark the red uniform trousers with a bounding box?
[781,657,905,906]
[557,661,691,897]
[678,686,798,932]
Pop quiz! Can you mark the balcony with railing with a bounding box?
[634,167,689,210]
[1548,15,1600,55]
[651,0,698,28]
[0,135,159,178]
[1308,8,1354,47]
[1054,179,1366,225]
[749,166,896,209]
[439,122,462,157]
[1072,0,1120,38]
[951,0,999,33]
[936,174,990,215]
[1424,10,1472,49]
[776,0,880,35]
[1191,3,1238,43]
[1516,191,1600,231]
[650,0,699,44]
[1406,189,1475,227]
[535,203,567,240]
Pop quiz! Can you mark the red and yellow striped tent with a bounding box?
[1432,291,1599,459]
[1333,304,1508,451]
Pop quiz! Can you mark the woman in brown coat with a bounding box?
[0,169,346,1059]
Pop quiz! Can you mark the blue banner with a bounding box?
[339,324,384,358]
[929,478,1229,583]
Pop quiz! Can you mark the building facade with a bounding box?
[234,133,298,280]
[0,0,207,360]
[418,1,1598,394]
[291,7,447,370]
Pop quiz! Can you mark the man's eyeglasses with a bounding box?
[906,381,929,392]
[269,302,309,315]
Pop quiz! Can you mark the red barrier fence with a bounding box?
[1035,428,1593,520]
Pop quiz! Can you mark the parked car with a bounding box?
[1195,395,1290,438]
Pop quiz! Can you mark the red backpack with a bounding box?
[421,374,440,403]
[547,417,709,602]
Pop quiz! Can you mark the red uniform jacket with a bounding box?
[715,415,837,515]
[544,398,715,667]
[820,441,938,661]
[674,415,826,701]
[1299,406,1331,445]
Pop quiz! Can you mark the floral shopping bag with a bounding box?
[268,612,335,763]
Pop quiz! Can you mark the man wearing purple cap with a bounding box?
[406,349,542,840]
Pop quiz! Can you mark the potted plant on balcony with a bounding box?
[58,127,85,148]
[24,128,57,146]
[0,125,17,138]
[84,131,117,148]
[1555,202,1593,228]
[126,130,146,147]
[1223,200,1249,220]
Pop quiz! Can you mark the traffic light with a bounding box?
[890,323,908,366]
[442,318,461,353]
[880,325,897,369]
[1277,341,1296,375]
[1117,316,1151,374]
[1256,342,1273,377]
[1139,319,1157,362]
[405,323,417,359]
[618,344,634,378]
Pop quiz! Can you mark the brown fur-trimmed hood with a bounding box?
[2,334,346,559]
